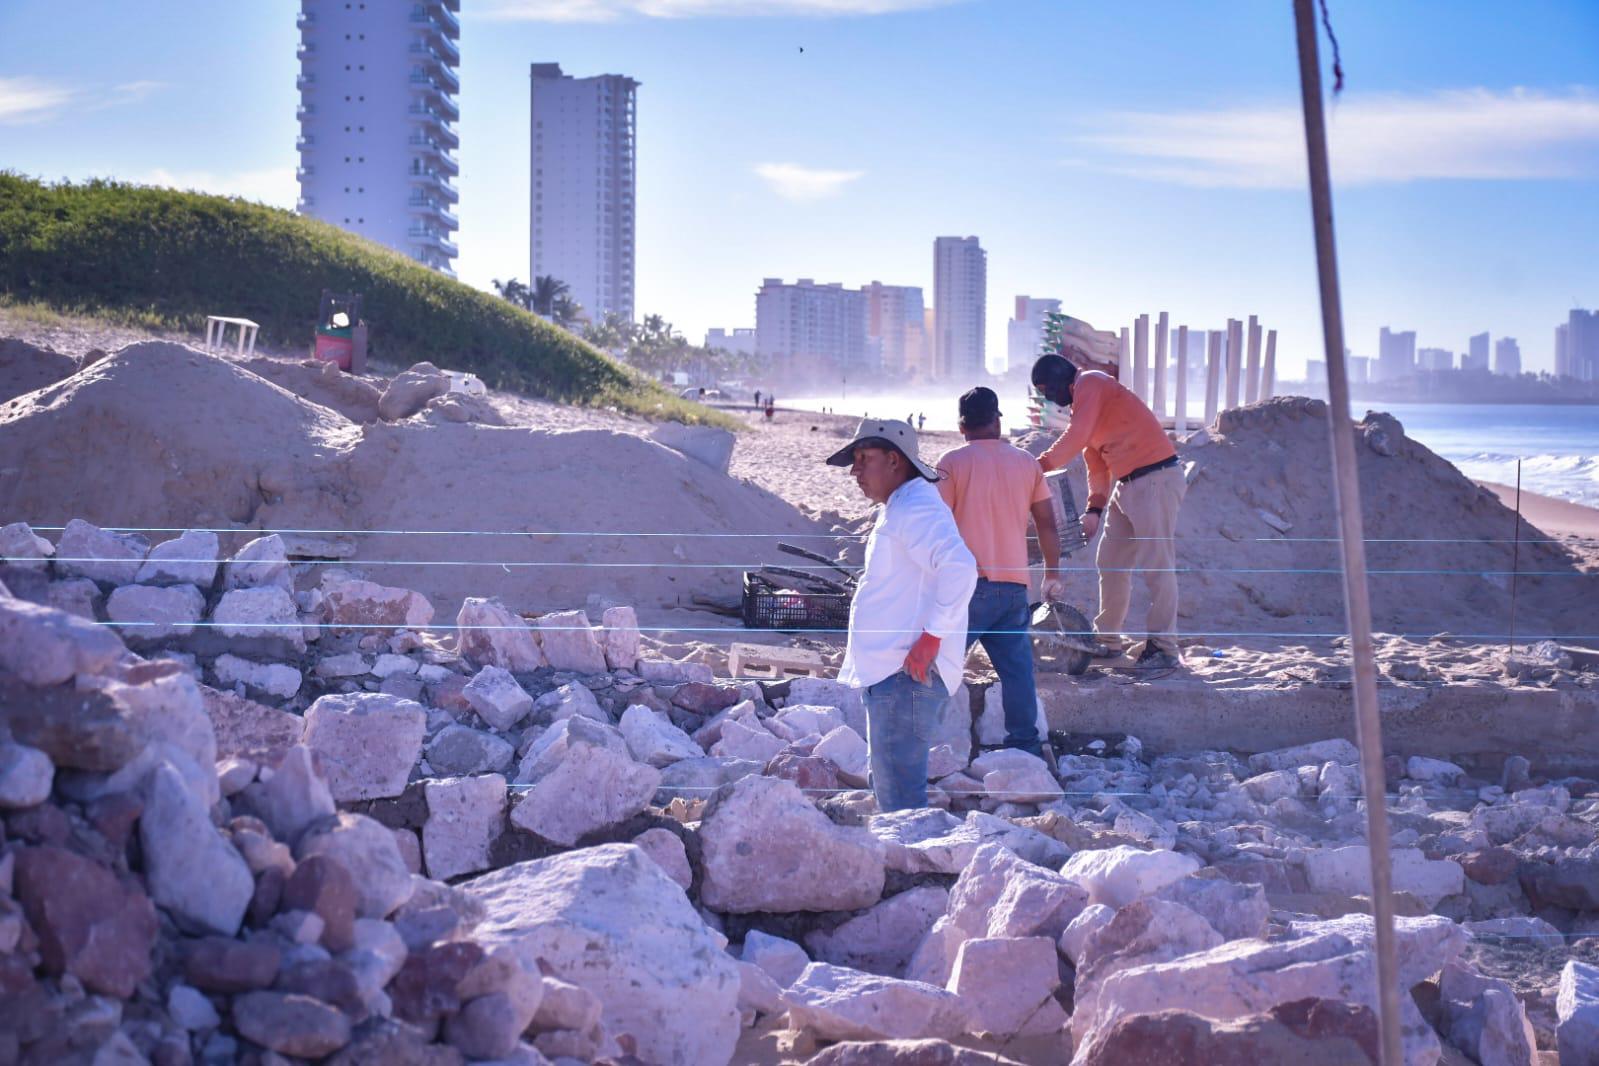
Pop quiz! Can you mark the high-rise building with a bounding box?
[1494,337,1521,377]
[1006,296,1061,376]
[1376,327,1416,381]
[933,237,986,380]
[1418,347,1454,372]
[1462,331,1491,373]
[296,0,461,275]
[1569,309,1599,382]
[705,328,756,355]
[1348,355,1371,384]
[1556,323,1571,378]
[530,63,638,324]
[861,283,927,379]
[755,279,869,380]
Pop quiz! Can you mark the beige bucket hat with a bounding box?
[824,418,940,482]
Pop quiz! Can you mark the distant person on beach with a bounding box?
[1032,353,1185,670]
[828,418,976,810]
[918,413,926,431]
[764,398,775,422]
[937,387,1060,756]
[754,389,762,406]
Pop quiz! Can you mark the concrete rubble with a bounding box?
[1,516,1597,1064]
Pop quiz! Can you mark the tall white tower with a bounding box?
[933,236,987,380]
[296,0,460,276]
[530,63,638,323]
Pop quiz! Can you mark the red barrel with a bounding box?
[313,333,354,371]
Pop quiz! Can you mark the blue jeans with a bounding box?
[966,579,1041,755]
[863,667,947,811]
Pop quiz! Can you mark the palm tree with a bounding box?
[552,295,584,329]
[491,277,531,310]
[530,275,569,317]
[582,311,635,352]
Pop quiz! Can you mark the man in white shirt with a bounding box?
[827,418,977,811]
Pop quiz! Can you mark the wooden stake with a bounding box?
[1294,3,1405,1062]
[1246,315,1263,404]
[1134,314,1150,403]
[1174,324,1190,436]
[1153,311,1169,417]
[1204,329,1222,427]
[1263,329,1279,399]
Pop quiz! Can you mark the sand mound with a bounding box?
[0,337,79,404]
[0,341,822,616]
[1026,396,1587,641]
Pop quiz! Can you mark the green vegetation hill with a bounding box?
[0,173,729,425]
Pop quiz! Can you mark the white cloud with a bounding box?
[0,76,77,125]
[477,0,958,21]
[754,161,865,201]
[134,167,299,209]
[1074,87,1599,188]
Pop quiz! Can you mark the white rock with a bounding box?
[1301,845,1465,909]
[867,808,1069,876]
[426,725,514,776]
[771,704,846,738]
[457,597,546,671]
[1247,738,1360,774]
[137,529,220,588]
[1153,872,1270,941]
[224,534,292,591]
[1465,916,1564,941]
[1058,845,1201,909]
[321,573,434,630]
[743,930,811,987]
[314,652,370,678]
[1558,961,1599,1066]
[699,776,886,914]
[983,763,1063,804]
[424,774,508,881]
[213,653,302,699]
[1058,904,1115,966]
[245,744,335,844]
[465,843,742,1066]
[535,609,608,674]
[105,583,204,643]
[76,668,220,808]
[1069,899,1226,1047]
[0,521,54,569]
[464,666,535,731]
[1240,768,1302,804]
[140,762,253,936]
[631,827,692,890]
[371,653,417,678]
[813,725,870,787]
[947,936,1063,1039]
[297,811,416,918]
[1440,960,1537,1066]
[55,519,148,584]
[600,605,641,671]
[1317,759,1363,798]
[212,586,305,653]
[0,743,54,809]
[167,984,221,1031]
[217,757,257,797]
[637,658,714,685]
[533,681,608,725]
[737,958,783,1017]
[783,962,971,1043]
[710,717,786,764]
[650,422,735,474]
[1407,755,1466,784]
[785,677,869,738]
[977,685,1048,748]
[511,717,660,846]
[302,692,427,801]
[807,885,948,978]
[619,705,704,768]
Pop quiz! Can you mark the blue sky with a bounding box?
[3,0,1597,376]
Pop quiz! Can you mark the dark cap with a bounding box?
[957,386,1002,425]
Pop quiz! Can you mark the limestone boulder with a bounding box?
[814,725,870,787]
[137,529,220,588]
[212,653,301,700]
[0,520,53,569]
[867,808,1070,876]
[1558,960,1599,1066]
[1301,845,1464,909]
[456,597,545,671]
[1059,904,1115,966]
[511,716,660,846]
[463,666,534,731]
[223,533,292,591]
[0,594,126,686]
[632,826,692,890]
[744,930,812,987]
[302,692,427,801]
[1077,999,1381,1066]
[1059,844,1201,909]
[322,574,434,630]
[378,361,450,421]
[1154,870,1270,941]
[535,609,608,674]
[808,886,949,978]
[424,774,508,881]
[699,775,886,913]
[105,582,204,644]
[0,742,54,809]
[947,936,1065,1039]
[465,843,742,1066]
[784,962,972,1043]
[656,755,763,803]
[787,676,870,738]
[140,762,254,935]
[244,744,335,844]
[1247,738,1360,773]
[55,518,148,584]
[1070,899,1226,1048]
[78,665,220,807]
[711,717,787,764]
[297,812,416,918]
[212,585,305,654]
[426,724,514,776]
[533,680,608,725]
[620,704,704,767]
[601,604,641,670]
[805,1041,1027,1066]
[1439,961,1537,1066]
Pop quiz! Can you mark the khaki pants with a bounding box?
[1094,464,1186,656]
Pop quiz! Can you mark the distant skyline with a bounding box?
[2,0,1596,377]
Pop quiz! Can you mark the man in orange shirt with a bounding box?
[938,387,1061,756]
[1031,354,1186,669]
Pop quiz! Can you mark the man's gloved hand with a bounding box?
[904,632,941,685]
[1041,570,1065,603]
[1081,510,1102,540]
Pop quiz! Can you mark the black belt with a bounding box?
[1120,455,1179,484]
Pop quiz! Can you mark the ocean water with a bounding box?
[783,389,1599,507]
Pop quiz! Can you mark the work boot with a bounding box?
[1088,639,1124,659]
[1133,644,1180,671]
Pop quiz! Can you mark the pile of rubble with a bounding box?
[2,517,1598,1064]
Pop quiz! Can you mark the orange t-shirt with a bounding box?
[1037,370,1175,509]
[936,439,1053,585]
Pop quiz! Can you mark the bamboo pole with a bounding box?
[1204,329,1222,426]
[1246,314,1263,404]
[1263,329,1279,399]
[1293,2,1405,1063]
[1133,314,1150,403]
[1174,324,1190,436]
[1225,318,1243,410]
[1153,311,1169,417]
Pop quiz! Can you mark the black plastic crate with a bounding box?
[741,572,851,631]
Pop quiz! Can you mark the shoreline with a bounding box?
[1478,480,1599,540]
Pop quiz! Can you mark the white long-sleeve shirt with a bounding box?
[838,477,977,697]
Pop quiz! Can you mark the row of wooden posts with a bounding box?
[1117,313,1279,435]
